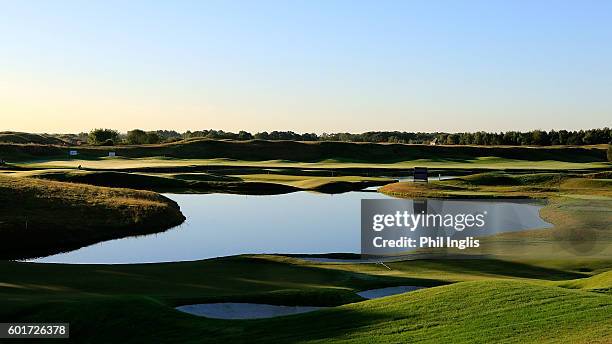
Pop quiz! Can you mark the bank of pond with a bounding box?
[28,190,552,264]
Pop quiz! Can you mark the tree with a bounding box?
[446,134,459,145]
[145,132,161,144]
[238,131,253,140]
[530,130,550,145]
[608,143,612,162]
[127,129,148,144]
[88,129,119,145]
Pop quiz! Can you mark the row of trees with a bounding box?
[87,129,175,145]
[86,128,611,146]
[432,129,611,146]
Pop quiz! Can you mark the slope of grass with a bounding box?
[0,174,185,259]
[7,169,391,194]
[0,256,610,343]
[13,156,612,171]
[380,172,612,199]
[0,131,68,145]
[558,270,612,293]
[237,174,394,192]
[2,140,609,171]
[377,173,612,274]
[11,169,239,190]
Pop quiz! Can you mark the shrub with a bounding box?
[88,129,119,145]
[127,129,148,144]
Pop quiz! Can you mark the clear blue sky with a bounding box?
[1,0,611,133]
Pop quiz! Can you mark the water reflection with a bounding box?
[31,192,551,264]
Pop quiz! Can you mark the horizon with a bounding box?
[4,126,611,136]
[2,1,612,133]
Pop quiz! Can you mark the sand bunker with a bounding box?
[357,286,425,299]
[176,303,324,319]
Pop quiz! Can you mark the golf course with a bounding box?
[0,138,610,343]
[4,2,612,341]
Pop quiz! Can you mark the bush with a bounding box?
[88,129,119,145]
[127,129,148,144]
[608,143,612,162]
[145,132,161,144]
[126,129,161,144]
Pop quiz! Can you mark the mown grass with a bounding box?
[377,172,612,272]
[0,186,610,342]
[6,169,392,194]
[236,174,394,192]
[1,147,610,342]
[558,270,612,294]
[379,172,612,199]
[13,156,611,171]
[0,256,610,343]
[0,174,185,259]
[2,139,609,170]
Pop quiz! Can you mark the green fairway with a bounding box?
[13,156,611,170]
[380,172,612,199]
[0,256,610,343]
[4,169,394,194]
[558,270,612,293]
[2,139,609,171]
[1,140,610,343]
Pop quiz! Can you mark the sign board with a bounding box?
[108,152,116,157]
[69,150,78,156]
[414,167,428,182]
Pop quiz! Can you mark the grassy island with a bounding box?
[0,175,185,259]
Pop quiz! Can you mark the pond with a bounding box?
[31,191,552,264]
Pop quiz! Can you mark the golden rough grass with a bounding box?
[0,174,185,259]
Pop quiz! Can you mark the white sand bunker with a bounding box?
[176,303,324,320]
[357,286,425,299]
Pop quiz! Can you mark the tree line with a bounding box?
[85,128,611,146]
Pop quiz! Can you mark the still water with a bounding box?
[32,191,551,264]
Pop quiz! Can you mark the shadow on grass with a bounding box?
[388,258,588,280]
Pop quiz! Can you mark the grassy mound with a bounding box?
[459,172,562,186]
[238,174,394,193]
[1,140,608,165]
[1,256,609,343]
[15,169,195,189]
[0,175,185,259]
[10,169,298,194]
[558,270,612,294]
[0,131,68,145]
[380,172,612,199]
[10,169,389,194]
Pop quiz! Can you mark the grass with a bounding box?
[377,172,612,272]
[0,174,185,259]
[5,169,393,194]
[236,174,394,192]
[12,156,611,171]
[0,131,68,145]
[1,143,610,342]
[558,270,612,294]
[379,172,612,199]
[0,256,610,343]
[2,139,609,171]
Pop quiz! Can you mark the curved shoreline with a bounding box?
[0,175,186,260]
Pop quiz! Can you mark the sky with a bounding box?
[1,0,611,134]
